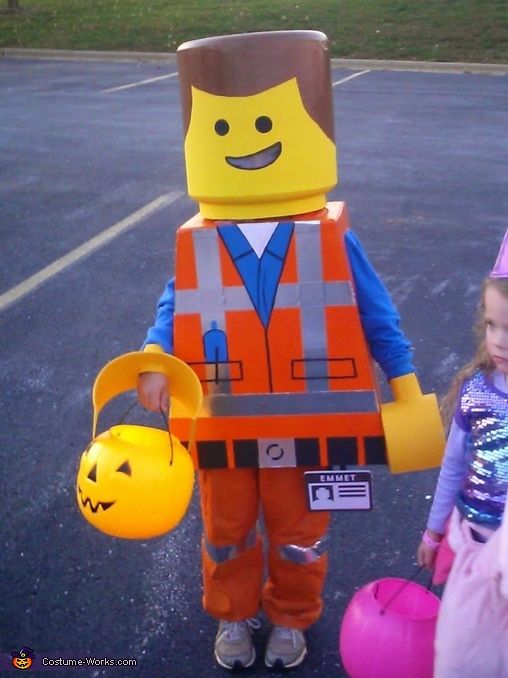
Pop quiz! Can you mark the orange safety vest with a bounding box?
[172,201,386,469]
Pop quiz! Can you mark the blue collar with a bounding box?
[217,221,294,327]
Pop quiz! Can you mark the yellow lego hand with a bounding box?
[142,343,165,354]
[381,373,445,474]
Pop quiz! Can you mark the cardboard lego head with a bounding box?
[177,31,337,220]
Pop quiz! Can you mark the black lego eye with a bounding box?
[87,464,97,482]
[255,116,272,133]
[214,119,230,136]
[116,461,132,476]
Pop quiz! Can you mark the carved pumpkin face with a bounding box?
[11,648,35,670]
[76,424,194,539]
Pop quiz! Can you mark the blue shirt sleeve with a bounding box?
[345,229,414,379]
[142,278,175,354]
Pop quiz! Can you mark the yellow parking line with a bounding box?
[0,191,183,314]
[102,72,178,93]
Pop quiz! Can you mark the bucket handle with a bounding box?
[113,398,177,465]
[379,565,433,615]
[91,351,203,450]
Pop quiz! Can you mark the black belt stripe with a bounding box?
[196,436,387,469]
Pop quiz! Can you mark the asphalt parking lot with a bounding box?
[0,54,507,676]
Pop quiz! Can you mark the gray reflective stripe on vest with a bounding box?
[175,222,356,393]
[191,227,226,335]
[175,281,352,314]
[193,228,231,394]
[204,390,379,416]
[204,527,257,564]
[295,222,328,391]
[279,537,328,564]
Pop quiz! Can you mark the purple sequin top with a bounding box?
[455,370,508,526]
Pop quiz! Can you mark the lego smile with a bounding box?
[225,142,282,170]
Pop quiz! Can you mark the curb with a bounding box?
[1,47,507,75]
[0,47,177,64]
[330,57,508,75]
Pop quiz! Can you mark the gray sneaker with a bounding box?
[265,625,307,669]
[214,618,260,670]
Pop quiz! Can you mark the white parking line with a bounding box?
[332,70,371,87]
[103,67,367,93]
[0,191,184,314]
[102,72,178,93]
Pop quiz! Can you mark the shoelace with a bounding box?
[272,626,300,646]
[220,617,261,641]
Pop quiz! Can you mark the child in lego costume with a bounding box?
[417,230,508,676]
[138,31,443,671]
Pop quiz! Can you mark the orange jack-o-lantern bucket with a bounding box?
[76,351,202,539]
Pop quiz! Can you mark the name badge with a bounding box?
[304,470,373,511]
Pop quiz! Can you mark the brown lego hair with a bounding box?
[176,30,335,141]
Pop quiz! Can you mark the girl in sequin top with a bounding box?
[417,274,508,571]
[417,232,508,677]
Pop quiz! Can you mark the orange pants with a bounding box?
[198,466,330,630]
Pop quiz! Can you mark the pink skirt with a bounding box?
[434,505,508,677]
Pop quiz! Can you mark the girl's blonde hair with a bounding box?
[441,277,508,427]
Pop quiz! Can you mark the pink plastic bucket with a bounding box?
[339,578,440,678]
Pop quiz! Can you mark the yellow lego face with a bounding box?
[184,78,337,219]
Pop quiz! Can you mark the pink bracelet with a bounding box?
[422,531,442,550]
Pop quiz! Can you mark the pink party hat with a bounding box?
[490,229,508,278]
